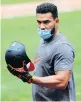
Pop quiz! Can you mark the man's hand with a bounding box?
[7,62,32,83]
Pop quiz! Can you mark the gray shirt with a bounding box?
[32,33,76,101]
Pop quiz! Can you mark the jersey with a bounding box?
[32,33,76,101]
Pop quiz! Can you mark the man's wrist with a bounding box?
[25,73,32,83]
[27,77,33,83]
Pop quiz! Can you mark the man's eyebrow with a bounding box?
[37,20,41,23]
[37,20,50,23]
[43,20,50,24]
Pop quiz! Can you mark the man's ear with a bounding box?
[55,18,59,23]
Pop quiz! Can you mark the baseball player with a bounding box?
[5,3,76,101]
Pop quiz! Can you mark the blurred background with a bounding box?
[1,0,81,101]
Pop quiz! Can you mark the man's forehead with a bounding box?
[36,12,54,21]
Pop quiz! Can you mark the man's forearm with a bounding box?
[32,75,66,89]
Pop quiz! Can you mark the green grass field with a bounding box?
[1,0,46,4]
[1,10,81,101]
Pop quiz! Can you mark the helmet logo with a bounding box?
[12,42,17,46]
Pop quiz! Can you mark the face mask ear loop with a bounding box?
[51,26,55,36]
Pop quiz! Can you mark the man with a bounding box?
[6,3,76,101]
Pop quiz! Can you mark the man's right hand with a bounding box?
[7,63,32,83]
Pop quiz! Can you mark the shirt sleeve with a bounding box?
[54,44,75,72]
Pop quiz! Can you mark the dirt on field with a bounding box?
[1,0,81,19]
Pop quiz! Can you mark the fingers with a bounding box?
[14,67,26,72]
[7,64,15,72]
[8,64,24,72]
[7,65,16,74]
[8,64,14,69]
[17,74,22,79]
[8,64,17,72]
[8,61,28,72]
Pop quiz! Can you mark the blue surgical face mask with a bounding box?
[38,28,52,39]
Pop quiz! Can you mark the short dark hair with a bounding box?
[36,3,58,19]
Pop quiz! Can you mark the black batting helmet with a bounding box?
[5,41,31,68]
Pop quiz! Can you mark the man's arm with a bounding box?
[32,70,71,89]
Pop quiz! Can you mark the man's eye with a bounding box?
[43,20,50,24]
[37,20,41,24]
